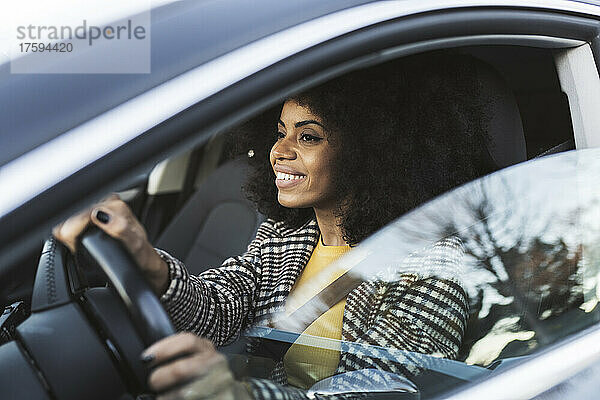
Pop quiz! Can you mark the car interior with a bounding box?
[124,44,587,378]
[1,39,598,399]
[133,45,576,273]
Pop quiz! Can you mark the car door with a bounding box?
[2,1,600,399]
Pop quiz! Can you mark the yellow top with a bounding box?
[283,236,351,389]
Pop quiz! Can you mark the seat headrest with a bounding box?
[473,58,527,169]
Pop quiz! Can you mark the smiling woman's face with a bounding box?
[270,100,338,210]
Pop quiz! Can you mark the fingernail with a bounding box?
[140,353,155,364]
[95,210,110,224]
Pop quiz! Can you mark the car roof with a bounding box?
[0,0,374,168]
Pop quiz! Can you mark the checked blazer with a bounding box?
[157,218,468,399]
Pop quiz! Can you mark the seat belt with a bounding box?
[253,270,364,361]
[276,272,364,333]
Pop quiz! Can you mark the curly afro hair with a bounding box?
[230,52,495,245]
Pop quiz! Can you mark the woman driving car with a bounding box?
[53,53,492,399]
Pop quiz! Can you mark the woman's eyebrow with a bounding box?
[278,119,285,128]
[295,120,324,128]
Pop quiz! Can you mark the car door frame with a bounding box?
[2,2,600,397]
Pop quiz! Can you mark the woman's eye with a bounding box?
[300,132,322,143]
[276,131,285,140]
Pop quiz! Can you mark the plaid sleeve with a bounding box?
[246,378,367,400]
[154,221,274,346]
[339,278,468,378]
[246,378,307,400]
[336,237,469,377]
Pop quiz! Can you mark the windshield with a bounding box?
[239,148,600,398]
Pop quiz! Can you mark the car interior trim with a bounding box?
[1,0,600,219]
[555,43,600,149]
[146,151,192,195]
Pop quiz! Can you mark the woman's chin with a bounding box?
[277,193,309,209]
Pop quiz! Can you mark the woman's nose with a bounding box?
[271,137,296,160]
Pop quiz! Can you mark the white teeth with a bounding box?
[276,172,305,180]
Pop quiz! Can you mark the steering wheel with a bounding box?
[3,227,175,400]
[78,227,175,344]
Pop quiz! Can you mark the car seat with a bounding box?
[155,158,264,275]
[473,56,527,170]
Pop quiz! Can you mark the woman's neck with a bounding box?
[313,207,346,246]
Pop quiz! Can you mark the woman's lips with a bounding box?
[275,171,306,189]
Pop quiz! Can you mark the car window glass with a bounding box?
[236,148,600,399]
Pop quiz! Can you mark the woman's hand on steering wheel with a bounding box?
[52,194,170,295]
[143,333,253,400]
